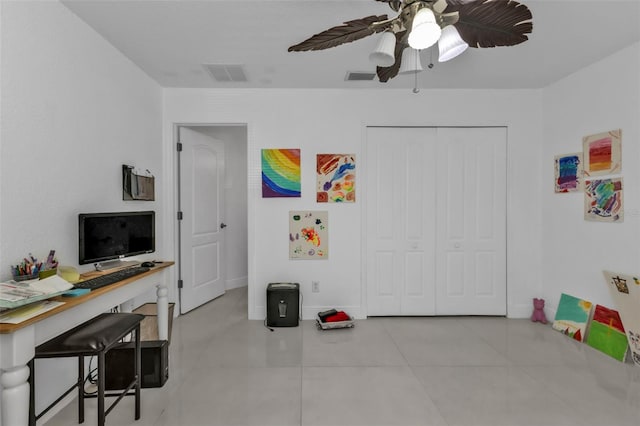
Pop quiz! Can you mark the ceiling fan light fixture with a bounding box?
[438,25,468,62]
[287,0,533,83]
[369,32,396,67]
[408,7,442,50]
[398,47,423,75]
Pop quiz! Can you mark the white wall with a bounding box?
[0,0,162,416]
[163,88,544,320]
[541,42,640,316]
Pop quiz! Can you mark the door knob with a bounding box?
[220,223,227,229]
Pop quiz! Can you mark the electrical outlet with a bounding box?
[312,281,320,293]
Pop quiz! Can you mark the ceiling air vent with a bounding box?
[345,71,376,81]
[204,64,248,82]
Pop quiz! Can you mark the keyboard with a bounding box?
[73,266,150,290]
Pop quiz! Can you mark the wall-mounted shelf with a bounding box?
[123,164,155,201]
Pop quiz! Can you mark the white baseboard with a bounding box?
[507,303,534,319]
[225,276,247,291]
[253,302,533,320]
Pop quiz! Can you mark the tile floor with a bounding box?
[45,287,640,426]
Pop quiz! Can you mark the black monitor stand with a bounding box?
[94,259,140,272]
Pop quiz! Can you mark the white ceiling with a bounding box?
[60,0,640,90]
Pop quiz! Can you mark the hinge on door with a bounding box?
[176,142,183,152]
[177,211,183,220]
[178,279,183,289]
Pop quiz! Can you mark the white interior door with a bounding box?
[366,127,506,316]
[366,127,438,316]
[179,127,226,314]
[435,127,507,315]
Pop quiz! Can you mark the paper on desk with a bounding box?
[0,300,65,324]
[0,275,74,308]
[29,275,74,292]
[0,284,43,302]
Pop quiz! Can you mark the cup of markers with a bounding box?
[11,250,58,282]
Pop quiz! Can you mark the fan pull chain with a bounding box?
[413,49,420,94]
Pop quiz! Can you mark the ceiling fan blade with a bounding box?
[375,0,402,12]
[376,31,408,82]
[288,15,391,52]
[446,0,533,48]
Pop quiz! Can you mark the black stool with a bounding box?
[28,312,145,426]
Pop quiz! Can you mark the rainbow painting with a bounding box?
[316,154,356,203]
[554,153,582,193]
[584,177,623,222]
[552,293,592,342]
[261,149,301,198]
[586,304,628,361]
[582,129,621,176]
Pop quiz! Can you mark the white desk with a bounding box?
[0,263,173,426]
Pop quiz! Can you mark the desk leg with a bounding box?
[156,283,169,341]
[1,365,30,426]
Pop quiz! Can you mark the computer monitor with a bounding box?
[79,211,155,268]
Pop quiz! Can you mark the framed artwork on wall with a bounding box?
[289,211,328,259]
[554,152,582,193]
[261,148,301,198]
[316,154,356,202]
[584,177,624,222]
[582,129,622,176]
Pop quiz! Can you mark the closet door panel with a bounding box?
[366,127,437,316]
[436,127,507,315]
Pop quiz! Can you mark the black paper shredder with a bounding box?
[266,283,300,327]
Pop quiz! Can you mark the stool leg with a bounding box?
[28,359,35,426]
[98,351,105,426]
[78,355,85,423]
[135,324,141,420]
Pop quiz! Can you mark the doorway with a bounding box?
[176,125,248,314]
[365,126,507,316]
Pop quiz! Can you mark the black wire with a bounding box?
[84,356,98,394]
[83,331,131,393]
[263,317,274,332]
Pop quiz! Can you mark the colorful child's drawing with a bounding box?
[289,211,328,260]
[552,293,592,342]
[582,129,621,176]
[262,149,301,197]
[586,304,628,362]
[604,270,640,366]
[554,153,582,193]
[584,178,623,222]
[317,154,356,203]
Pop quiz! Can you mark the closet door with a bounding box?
[435,127,507,315]
[365,127,507,316]
[366,127,438,316]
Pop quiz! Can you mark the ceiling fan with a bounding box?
[288,0,533,82]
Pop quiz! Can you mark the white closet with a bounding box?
[365,127,507,316]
